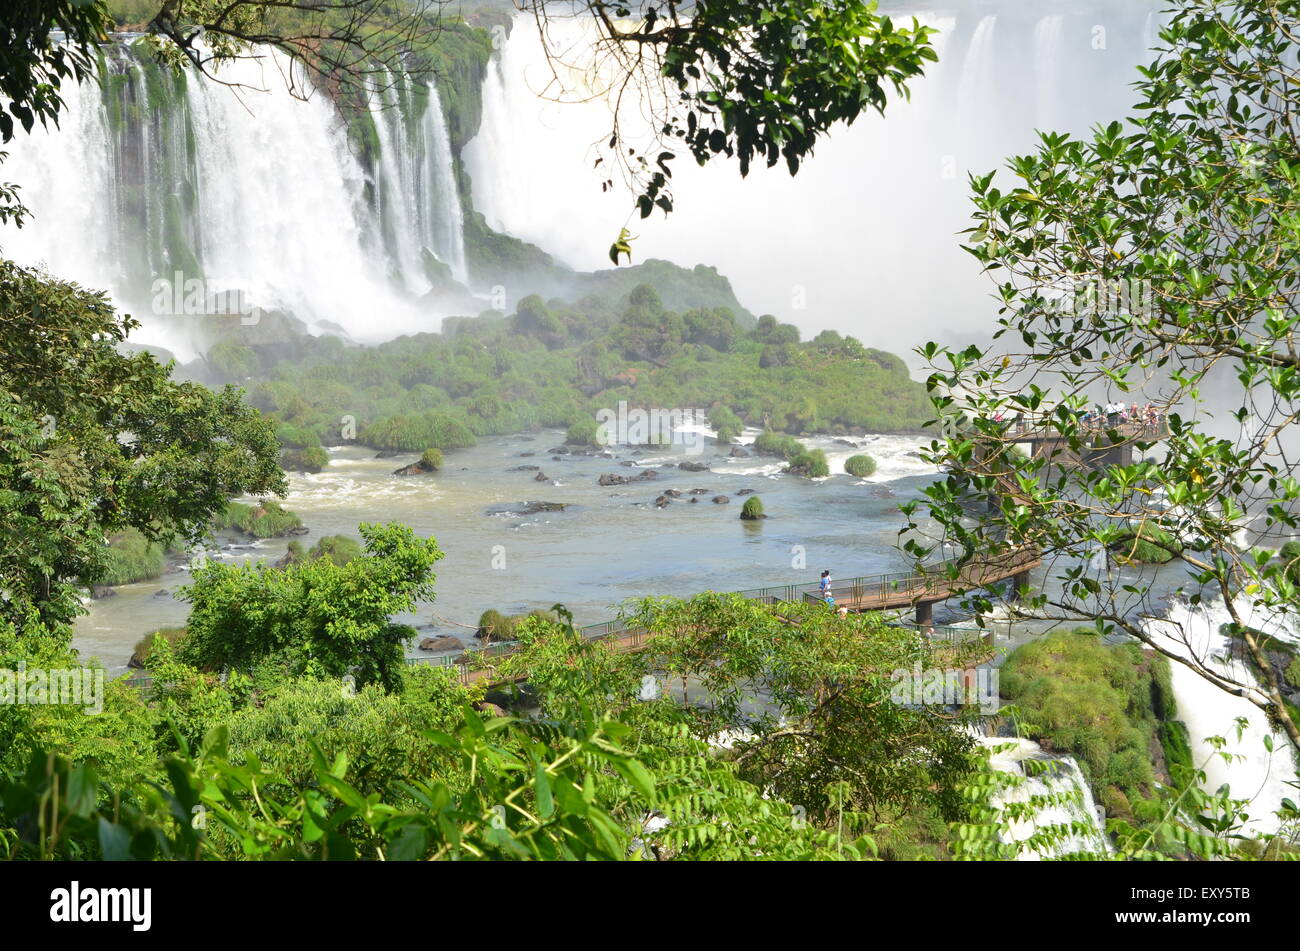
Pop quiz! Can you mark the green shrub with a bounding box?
[1001,632,1159,801]
[1285,656,1300,691]
[753,431,805,459]
[1107,523,1182,565]
[477,609,515,643]
[130,627,187,668]
[180,523,442,689]
[477,608,560,643]
[844,453,877,477]
[360,411,476,452]
[309,535,364,567]
[565,417,602,447]
[709,405,743,444]
[787,449,830,478]
[419,448,444,471]
[214,500,304,538]
[1157,719,1194,789]
[1150,653,1178,720]
[740,496,765,520]
[277,423,322,449]
[95,528,168,586]
[281,446,329,473]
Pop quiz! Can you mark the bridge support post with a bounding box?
[1010,570,1030,600]
[915,600,934,626]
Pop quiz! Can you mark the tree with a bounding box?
[520,1,935,217]
[0,0,111,142]
[0,259,284,638]
[910,0,1300,751]
[6,2,935,229]
[180,522,443,689]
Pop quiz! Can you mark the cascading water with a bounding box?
[1032,15,1065,129]
[0,40,468,354]
[368,72,467,288]
[463,3,1167,361]
[955,15,998,138]
[981,737,1114,860]
[1142,600,1299,835]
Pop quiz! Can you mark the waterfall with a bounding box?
[462,3,1166,361]
[422,83,466,284]
[0,41,467,355]
[1142,599,1299,835]
[982,737,1114,860]
[369,69,425,290]
[368,73,467,288]
[955,15,997,122]
[1032,15,1065,129]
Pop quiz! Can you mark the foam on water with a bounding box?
[1142,599,1299,834]
[982,736,1113,859]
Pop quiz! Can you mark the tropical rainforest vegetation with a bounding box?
[195,282,930,457]
[0,0,1297,868]
[910,0,1300,752]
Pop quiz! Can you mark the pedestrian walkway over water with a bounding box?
[407,546,1039,686]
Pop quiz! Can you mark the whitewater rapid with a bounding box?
[1142,599,1299,835]
[0,44,466,355]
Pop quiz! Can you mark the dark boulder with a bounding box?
[393,459,436,477]
[485,500,570,517]
[598,470,659,486]
[419,635,464,652]
[712,495,730,504]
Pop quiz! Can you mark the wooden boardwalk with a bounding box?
[409,546,1040,686]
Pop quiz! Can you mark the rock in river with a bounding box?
[419,635,464,652]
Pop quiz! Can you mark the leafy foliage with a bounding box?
[179,523,442,689]
[844,453,877,477]
[908,0,1300,751]
[0,259,284,639]
[232,285,929,457]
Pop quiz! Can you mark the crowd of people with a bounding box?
[1082,402,1166,434]
[992,403,1167,436]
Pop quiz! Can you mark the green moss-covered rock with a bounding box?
[740,496,765,520]
[845,453,877,477]
[129,626,188,669]
[94,528,169,586]
[281,446,330,473]
[753,431,805,460]
[1107,523,1183,565]
[786,449,830,478]
[214,500,304,538]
